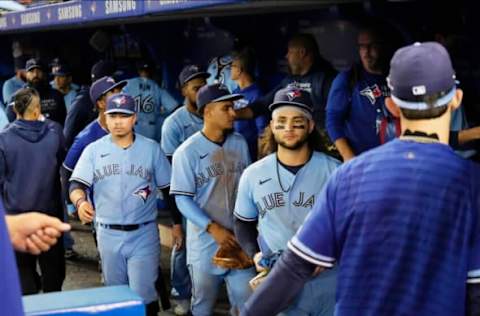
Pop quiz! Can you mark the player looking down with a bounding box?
[170,83,256,315]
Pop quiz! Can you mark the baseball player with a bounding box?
[241,42,480,316]
[69,93,173,316]
[234,87,339,316]
[170,83,256,315]
[161,64,209,315]
[123,59,178,142]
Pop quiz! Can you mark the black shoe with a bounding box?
[65,249,79,260]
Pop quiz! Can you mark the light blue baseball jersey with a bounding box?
[207,55,238,93]
[234,152,339,254]
[70,133,171,225]
[171,131,250,272]
[2,76,24,105]
[123,77,178,142]
[160,106,203,156]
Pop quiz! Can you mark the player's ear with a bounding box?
[448,89,463,111]
[385,97,401,118]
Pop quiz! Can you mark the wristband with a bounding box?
[75,197,87,210]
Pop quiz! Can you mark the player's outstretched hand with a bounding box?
[207,222,238,249]
[78,201,95,224]
[172,224,184,250]
[6,212,71,255]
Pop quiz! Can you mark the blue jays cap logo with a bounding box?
[133,185,152,203]
[189,65,199,72]
[106,77,115,84]
[218,84,229,92]
[286,89,302,101]
[113,95,128,108]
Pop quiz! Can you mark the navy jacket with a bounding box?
[63,86,96,148]
[0,120,64,217]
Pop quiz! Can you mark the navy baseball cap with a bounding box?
[105,93,136,115]
[179,64,210,86]
[89,76,127,103]
[91,60,116,82]
[268,87,314,114]
[196,83,243,113]
[136,59,153,70]
[26,58,43,72]
[387,42,457,110]
[52,64,71,76]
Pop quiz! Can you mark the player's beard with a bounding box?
[275,132,309,150]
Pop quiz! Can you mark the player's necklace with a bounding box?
[276,157,291,193]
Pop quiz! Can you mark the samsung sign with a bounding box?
[58,4,82,21]
[105,0,137,15]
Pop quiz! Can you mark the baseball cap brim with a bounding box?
[268,101,313,113]
[52,71,70,76]
[26,65,42,72]
[210,93,243,104]
[104,108,135,115]
[182,72,211,85]
[392,87,456,110]
[101,80,127,96]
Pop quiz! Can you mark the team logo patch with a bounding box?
[113,95,129,108]
[360,84,383,105]
[286,90,302,101]
[133,185,152,203]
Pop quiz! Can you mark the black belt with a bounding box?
[98,221,154,231]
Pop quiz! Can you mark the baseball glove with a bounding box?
[212,245,254,269]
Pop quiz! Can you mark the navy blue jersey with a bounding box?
[0,199,23,316]
[289,139,480,316]
[63,119,108,171]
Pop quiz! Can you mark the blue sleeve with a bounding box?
[154,144,171,189]
[325,71,352,142]
[70,143,95,187]
[0,108,8,130]
[234,169,258,221]
[468,169,480,284]
[175,194,211,230]
[287,171,339,268]
[158,88,178,115]
[63,137,87,171]
[241,248,317,316]
[170,147,196,196]
[160,115,180,157]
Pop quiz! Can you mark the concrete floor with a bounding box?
[62,218,230,315]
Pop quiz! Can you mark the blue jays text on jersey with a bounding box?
[70,133,171,225]
[234,152,339,254]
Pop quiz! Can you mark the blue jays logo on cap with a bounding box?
[133,185,151,203]
[105,93,136,115]
[286,89,302,101]
[268,87,314,113]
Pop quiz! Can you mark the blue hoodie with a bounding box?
[0,120,64,217]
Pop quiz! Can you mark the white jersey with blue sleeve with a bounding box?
[171,131,250,272]
[234,152,339,254]
[70,133,171,225]
[123,77,178,142]
[160,106,203,156]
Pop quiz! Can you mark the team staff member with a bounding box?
[70,93,173,316]
[123,59,178,142]
[0,88,66,294]
[1,200,71,316]
[234,88,339,316]
[236,33,336,129]
[50,63,80,112]
[241,42,480,316]
[161,64,210,316]
[6,58,66,126]
[171,83,255,315]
